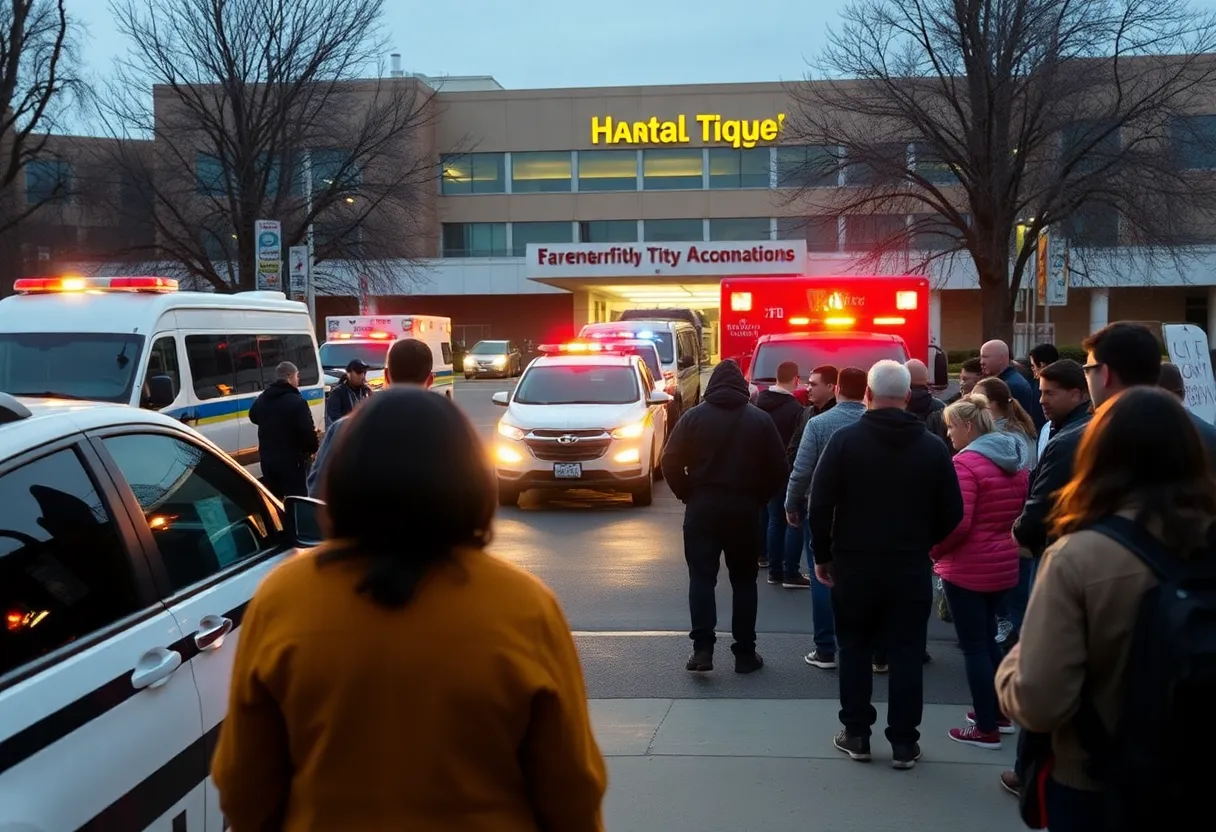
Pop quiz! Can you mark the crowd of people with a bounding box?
[205,324,1213,831]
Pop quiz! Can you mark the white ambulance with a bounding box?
[0,276,324,466]
[321,315,455,398]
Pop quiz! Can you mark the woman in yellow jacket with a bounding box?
[212,387,607,831]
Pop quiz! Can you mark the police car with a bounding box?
[491,342,672,507]
[0,393,322,831]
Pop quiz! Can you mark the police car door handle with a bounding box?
[131,647,183,690]
[194,615,233,651]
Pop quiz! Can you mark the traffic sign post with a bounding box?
[255,219,282,291]
[288,245,308,303]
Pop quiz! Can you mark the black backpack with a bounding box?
[1073,515,1216,829]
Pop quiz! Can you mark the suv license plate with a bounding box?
[553,463,582,479]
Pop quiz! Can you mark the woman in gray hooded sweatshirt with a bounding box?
[975,377,1038,471]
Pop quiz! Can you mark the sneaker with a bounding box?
[833,729,872,762]
[767,573,783,585]
[758,556,770,568]
[999,770,1021,796]
[872,662,889,674]
[891,742,922,770]
[685,649,713,673]
[996,618,1014,644]
[966,711,1016,734]
[804,650,837,669]
[734,651,764,674]
[782,573,811,588]
[949,725,1002,749]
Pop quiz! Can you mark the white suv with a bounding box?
[492,343,672,507]
[0,393,321,831]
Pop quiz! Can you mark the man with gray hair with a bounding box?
[249,361,320,499]
[808,359,963,770]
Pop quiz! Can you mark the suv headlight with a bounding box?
[611,421,646,440]
[498,422,525,441]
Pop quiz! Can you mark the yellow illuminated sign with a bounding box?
[590,114,787,149]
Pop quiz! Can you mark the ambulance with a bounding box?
[0,275,324,465]
[321,315,455,398]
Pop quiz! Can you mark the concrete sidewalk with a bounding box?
[591,699,1025,832]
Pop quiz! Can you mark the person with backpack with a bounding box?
[995,386,1216,831]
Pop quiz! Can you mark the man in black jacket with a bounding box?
[787,364,837,465]
[662,360,787,675]
[808,359,963,770]
[325,359,373,427]
[756,360,809,587]
[906,359,948,447]
[249,361,320,499]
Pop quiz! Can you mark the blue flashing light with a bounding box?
[636,330,655,339]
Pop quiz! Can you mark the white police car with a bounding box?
[0,393,322,831]
[492,342,672,507]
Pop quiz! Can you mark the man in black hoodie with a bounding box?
[756,360,810,587]
[808,360,963,769]
[662,360,788,675]
[906,359,949,447]
[249,361,321,498]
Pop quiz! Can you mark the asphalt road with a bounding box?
[457,377,974,704]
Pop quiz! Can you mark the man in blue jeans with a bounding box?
[755,360,809,587]
[785,366,869,669]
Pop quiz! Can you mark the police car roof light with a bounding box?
[537,342,625,355]
[0,392,33,424]
[12,275,179,294]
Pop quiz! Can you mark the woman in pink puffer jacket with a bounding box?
[932,393,1028,751]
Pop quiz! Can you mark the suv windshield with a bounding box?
[514,365,640,405]
[0,332,145,403]
[751,340,910,381]
[470,341,509,355]
[319,342,388,371]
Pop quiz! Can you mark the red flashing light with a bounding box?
[538,341,628,355]
[896,291,918,310]
[13,275,178,294]
[874,316,906,326]
[367,331,392,340]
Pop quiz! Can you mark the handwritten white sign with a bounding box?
[1163,324,1216,424]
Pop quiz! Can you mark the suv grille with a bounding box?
[524,430,611,462]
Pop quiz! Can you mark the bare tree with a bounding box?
[93,0,439,294]
[0,0,83,236]
[785,0,1216,343]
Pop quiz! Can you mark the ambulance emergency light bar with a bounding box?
[332,331,393,340]
[13,276,179,294]
[731,288,916,329]
[586,330,657,341]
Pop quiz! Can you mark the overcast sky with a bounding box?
[64,0,843,90]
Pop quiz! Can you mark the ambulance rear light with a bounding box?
[13,275,179,294]
[730,292,753,312]
[825,316,856,327]
[896,291,918,310]
[367,331,392,340]
[874,316,906,326]
[789,316,811,326]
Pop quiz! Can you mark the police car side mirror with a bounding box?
[146,375,176,409]
[283,495,324,547]
[491,392,510,406]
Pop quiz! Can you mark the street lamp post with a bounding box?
[302,148,316,321]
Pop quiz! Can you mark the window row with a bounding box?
[195,150,362,197]
[440,215,981,257]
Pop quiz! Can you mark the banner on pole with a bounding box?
[1044,235,1069,306]
[255,219,282,291]
[288,245,308,303]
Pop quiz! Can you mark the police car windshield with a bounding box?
[319,342,387,371]
[0,332,145,403]
[469,340,509,355]
[514,365,640,405]
[751,341,909,381]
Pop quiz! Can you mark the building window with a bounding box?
[845,144,908,186]
[1061,121,1120,175]
[776,216,839,251]
[1063,203,1119,247]
[25,160,72,205]
[579,220,638,243]
[441,153,506,194]
[577,150,637,191]
[910,213,968,249]
[642,148,703,190]
[911,143,957,185]
[643,219,704,242]
[309,149,362,193]
[709,218,771,241]
[844,215,907,250]
[775,146,838,188]
[511,221,573,257]
[707,148,769,189]
[1172,115,1216,170]
[511,151,573,193]
[199,223,235,261]
[196,153,227,196]
[441,222,508,257]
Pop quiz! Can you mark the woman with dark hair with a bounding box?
[211,389,607,831]
[996,387,1216,830]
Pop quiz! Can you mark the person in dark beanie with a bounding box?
[661,359,787,675]
[809,360,963,770]
[249,361,320,499]
[756,360,809,587]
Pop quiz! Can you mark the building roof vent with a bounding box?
[389,53,403,78]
